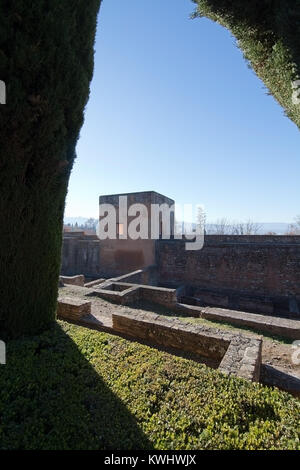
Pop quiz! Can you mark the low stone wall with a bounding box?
[112,312,262,382]
[219,337,262,382]
[113,313,229,361]
[138,285,177,308]
[61,233,300,316]
[92,284,140,305]
[57,297,91,321]
[260,364,300,397]
[60,275,85,287]
[111,266,158,286]
[84,278,106,288]
[89,281,177,309]
[176,303,300,340]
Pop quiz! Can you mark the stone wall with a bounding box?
[61,234,300,312]
[112,311,262,381]
[138,285,177,308]
[177,303,300,340]
[111,266,157,285]
[60,274,85,287]
[88,281,177,309]
[113,312,229,361]
[99,239,156,277]
[61,232,100,278]
[156,236,300,304]
[57,297,91,321]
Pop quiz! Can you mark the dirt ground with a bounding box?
[262,340,300,378]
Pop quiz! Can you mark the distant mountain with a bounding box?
[65,218,292,235]
[180,222,291,235]
[205,223,291,235]
[64,217,89,226]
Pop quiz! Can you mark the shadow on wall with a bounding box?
[0,323,152,450]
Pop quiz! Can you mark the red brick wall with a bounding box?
[156,236,300,298]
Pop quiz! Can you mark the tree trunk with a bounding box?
[0,0,101,338]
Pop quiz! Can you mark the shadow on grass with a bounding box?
[0,322,153,450]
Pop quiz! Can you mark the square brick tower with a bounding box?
[98,191,175,277]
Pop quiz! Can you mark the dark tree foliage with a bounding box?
[0,0,101,339]
[192,0,300,129]
[0,1,298,340]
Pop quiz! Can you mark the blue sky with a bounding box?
[64,0,300,223]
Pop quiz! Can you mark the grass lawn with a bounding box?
[0,321,299,450]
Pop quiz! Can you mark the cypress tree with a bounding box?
[192,0,300,129]
[0,0,101,339]
[1,1,299,339]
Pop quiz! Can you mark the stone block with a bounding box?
[60,275,85,287]
[57,297,91,321]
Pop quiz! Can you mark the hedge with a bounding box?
[0,321,299,450]
[0,1,101,338]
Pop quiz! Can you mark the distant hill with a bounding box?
[64,218,291,235]
[64,217,89,226]
[181,222,291,235]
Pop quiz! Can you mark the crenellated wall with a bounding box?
[61,233,300,313]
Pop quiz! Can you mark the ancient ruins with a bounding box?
[59,191,300,394]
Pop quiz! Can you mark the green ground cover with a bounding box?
[0,321,299,450]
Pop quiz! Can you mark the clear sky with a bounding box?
[64,0,300,223]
